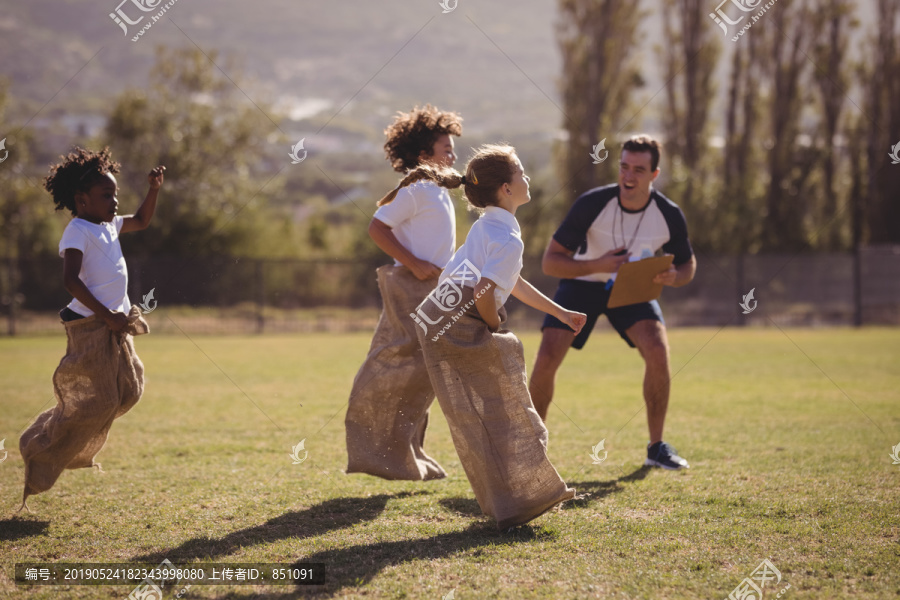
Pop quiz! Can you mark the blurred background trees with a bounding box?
[556,0,898,254]
[105,46,294,259]
[2,0,897,261]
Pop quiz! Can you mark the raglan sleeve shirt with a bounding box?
[551,191,601,254]
[657,201,694,266]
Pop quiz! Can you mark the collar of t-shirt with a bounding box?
[76,216,118,230]
[617,189,656,214]
[481,206,520,234]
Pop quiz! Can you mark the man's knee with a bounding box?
[644,337,669,364]
[629,321,669,365]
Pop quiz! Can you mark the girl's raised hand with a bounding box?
[148,165,166,190]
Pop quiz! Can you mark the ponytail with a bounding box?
[377,144,518,211]
[377,164,465,206]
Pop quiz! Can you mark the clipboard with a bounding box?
[606,254,674,309]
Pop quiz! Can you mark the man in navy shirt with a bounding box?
[531,136,697,470]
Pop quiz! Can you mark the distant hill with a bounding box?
[4,0,570,134]
[2,0,878,150]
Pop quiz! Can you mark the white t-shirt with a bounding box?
[58,216,131,316]
[439,206,523,307]
[552,184,693,283]
[372,180,456,269]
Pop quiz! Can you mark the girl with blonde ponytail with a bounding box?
[345,105,462,481]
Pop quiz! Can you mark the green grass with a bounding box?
[0,327,898,599]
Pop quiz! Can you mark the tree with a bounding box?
[658,0,721,252]
[722,25,768,253]
[861,0,900,244]
[760,0,819,251]
[810,0,856,250]
[556,0,645,202]
[104,45,294,259]
[0,80,68,322]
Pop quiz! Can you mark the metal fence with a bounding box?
[2,246,899,336]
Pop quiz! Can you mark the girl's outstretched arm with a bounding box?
[511,276,586,334]
[121,165,165,234]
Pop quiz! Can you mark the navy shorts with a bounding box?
[542,278,664,349]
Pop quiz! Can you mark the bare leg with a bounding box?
[624,320,671,444]
[529,328,576,422]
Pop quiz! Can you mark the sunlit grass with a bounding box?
[0,327,897,598]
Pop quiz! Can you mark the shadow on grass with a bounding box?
[131,493,414,563]
[214,523,549,599]
[437,497,481,517]
[422,467,654,519]
[0,518,50,541]
[565,465,653,508]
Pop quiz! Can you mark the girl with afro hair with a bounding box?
[18,147,164,509]
[345,104,462,481]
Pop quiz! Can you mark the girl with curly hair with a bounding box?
[345,104,462,481]
[18,147,164,509]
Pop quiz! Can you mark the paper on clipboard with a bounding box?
[606,254,674,309]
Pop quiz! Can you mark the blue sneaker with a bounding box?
[645,441,689,470]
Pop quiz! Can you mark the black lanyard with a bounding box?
[614,199,648,253]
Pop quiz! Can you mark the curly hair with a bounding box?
[378,144,518,211]
[383,104,463,173]
[44,147,121,215]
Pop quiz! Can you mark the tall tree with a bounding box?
[810,0,856,249]
[556,0,644,201]
[722,27,768,253]
[658,0,721,252]
[862,0,900,244]
[760,0,819,251]
[104,46,291,259]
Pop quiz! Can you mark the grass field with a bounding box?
[0,326,897,599]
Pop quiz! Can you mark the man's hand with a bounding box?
[653,256,697,288]
[653,266,678,286]
[595,247,631,273]
[543,239,631,279]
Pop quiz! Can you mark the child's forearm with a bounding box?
[132,187,159,228]
[511,276,566,318]
[62,249,130,331]
[474,278,501,331]
[124,165,165,232]
[368,218,439,279]
[64,275,114,318]
[369,218,415,265]
[121,187,159,234]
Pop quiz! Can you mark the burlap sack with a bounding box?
[19,306,149,505]
[345,265,446,480]
[415,287,575,529]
